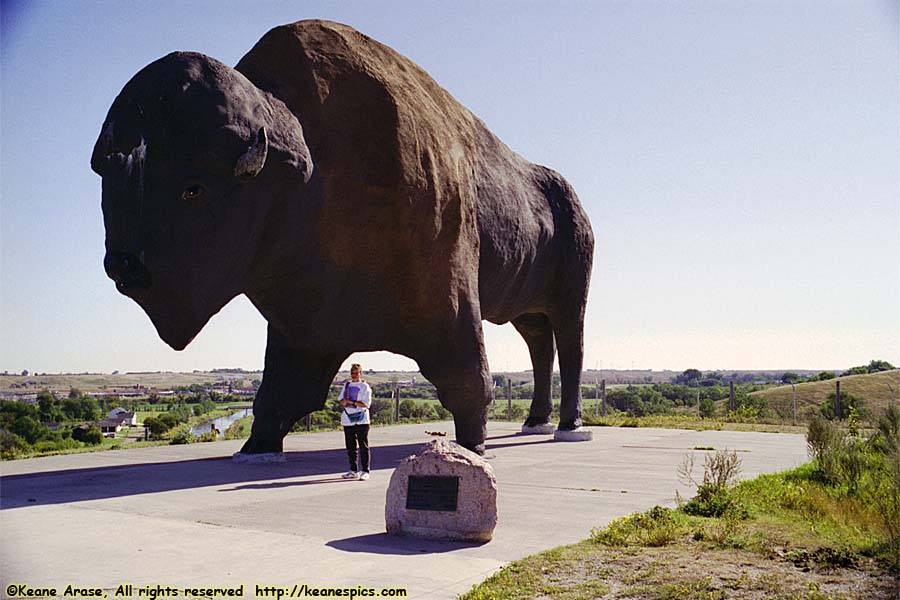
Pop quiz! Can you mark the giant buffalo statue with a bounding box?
[91,20,594,456]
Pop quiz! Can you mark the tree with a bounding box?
[81,426,104,445]
[820,391,864,420]
[699,398,716,418]
[399,399,417,420]
[781,372,800,384]
[10,415,47,444]
[675,369,703,386]
[841,366,868,377]
[143,416,167,438]
[815,371,836,381]
[867,360,895,373]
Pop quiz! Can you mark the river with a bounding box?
[191,408,253,438]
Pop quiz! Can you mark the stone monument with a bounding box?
[386,440,497,542]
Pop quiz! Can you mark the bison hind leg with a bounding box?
[550,315,587,432]
[512,313,556,429]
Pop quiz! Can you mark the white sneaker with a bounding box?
[359,472,370,481]
[342,471,359,479]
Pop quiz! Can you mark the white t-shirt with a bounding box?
[339,380,372,426]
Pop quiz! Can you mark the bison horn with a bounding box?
[234,127,268,180]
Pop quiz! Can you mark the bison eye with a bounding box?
[181,184,206,201]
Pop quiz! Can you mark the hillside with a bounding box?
[751,369,900,418]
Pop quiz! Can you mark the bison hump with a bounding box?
[236,20,477,203]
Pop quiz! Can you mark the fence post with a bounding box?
[395,387,401,422]
[507,378,512,421]
[729,381,735,413]
[791,383,797,424]
[600,379,607,416]
[306,413,311,432]
[835,380,841,420]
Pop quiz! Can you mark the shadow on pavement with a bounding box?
[0,442,424,510]
[326,532,486,555]
[0,431,559,510]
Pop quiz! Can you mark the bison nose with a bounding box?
[104,251,151,291]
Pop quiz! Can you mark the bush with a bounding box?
[81,426,104,445]
[1,430,30,460]
[699,398,716,418]
[677,449,747,518]
[806,416,870,492]
[681,483,747,518]
[369,398,394,424]
[435,405,452,420]
[32,437,82,453]
[169,426,194,445]
[819,391,865,421]
[591,506,683,547]
[224,420,247,440]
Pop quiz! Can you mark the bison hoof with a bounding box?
[521,422,557,435]
[553,427,593,442]
[457,441,485,455]
[232,451,286,464]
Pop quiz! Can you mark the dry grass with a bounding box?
[751,370,900,420]
[460,541,897,600]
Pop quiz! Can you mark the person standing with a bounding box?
[340,363,372,480]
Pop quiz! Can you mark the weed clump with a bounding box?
[591,505,684,547]
[677,449,748,518]
[169,425,194,445]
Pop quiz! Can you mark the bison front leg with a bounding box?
[418,307,492,455]
[236,327,346,460]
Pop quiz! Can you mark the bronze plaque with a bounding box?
[406,475,459,511]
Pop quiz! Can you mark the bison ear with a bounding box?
[234,127,268,180]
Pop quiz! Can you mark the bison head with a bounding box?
[91,52,312,350]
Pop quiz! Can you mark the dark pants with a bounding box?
[344,424,370,472]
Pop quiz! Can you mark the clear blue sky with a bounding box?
[1,0,897,374]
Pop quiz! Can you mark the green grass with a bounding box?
[583,412,805,434]
[460,456,899,600]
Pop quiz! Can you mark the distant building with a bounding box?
[100,409,138,435]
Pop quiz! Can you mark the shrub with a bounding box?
[820,391,865,420]
[1,430,30,460]
[169,426,194,445]
[869,405,900,571]
[32,438,82,453]
[806,416,871,492]
[681,483,747,519]
[591,506,683,547]
[81,426,104,445]
[677,449,746,518]
[699,398,716,418]
[224,420,247,440]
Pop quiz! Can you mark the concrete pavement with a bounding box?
[1,421,808,599]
